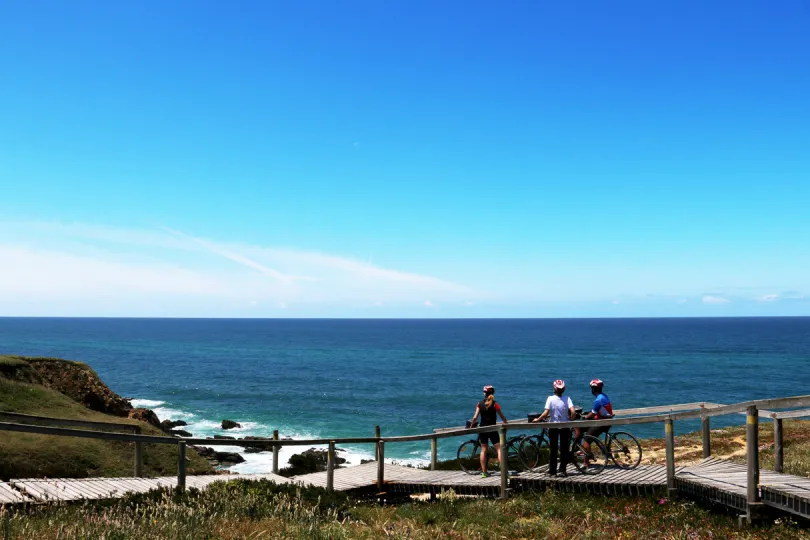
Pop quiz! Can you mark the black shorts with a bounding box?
[585,425,610,438]
[478,431,499,445]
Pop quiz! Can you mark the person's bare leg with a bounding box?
[480,443,488,474]
[494,442,502,471]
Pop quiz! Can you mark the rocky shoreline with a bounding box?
[0,355,328,475]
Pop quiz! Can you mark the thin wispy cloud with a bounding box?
[0,221,476,316]
[161,227,317,283]
[702,295,731,305]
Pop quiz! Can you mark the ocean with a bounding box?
[1,317,808,473]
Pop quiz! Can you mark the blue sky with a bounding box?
[1,1,808,317]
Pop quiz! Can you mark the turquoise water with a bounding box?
[1,317,808,472]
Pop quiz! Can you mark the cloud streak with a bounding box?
[702,295,731,305]
[0,221,476,315]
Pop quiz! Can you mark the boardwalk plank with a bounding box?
[0,482,30,504]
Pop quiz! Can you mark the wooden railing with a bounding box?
[2,394,810,498]
[0,411,145,477]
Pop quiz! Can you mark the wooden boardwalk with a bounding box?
[5,458,810,523]
[512,464,677,496]
[5,473,291,503]
[290,462,675,498]
[676,457,810,519]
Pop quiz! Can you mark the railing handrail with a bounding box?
[3,393,810,448]
[0,411,140,433]
[4,392,810,502]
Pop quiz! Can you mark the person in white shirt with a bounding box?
[532,379,576,477]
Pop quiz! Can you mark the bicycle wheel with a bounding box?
[609,431,642,469]
[572,435,608,475]
[519,434,549,471]
[505,438,525,471]
[457,439,481,474]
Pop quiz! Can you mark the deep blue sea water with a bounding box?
[1,317,808,472]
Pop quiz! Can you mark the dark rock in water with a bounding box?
[221,419,241,430]
[128,408,161,428]
[244,447,265,454]
[215,451,245,464]
[360,459,373,465]
[194,446,216,459]
[279,448,346,477]
[241,436,273,450]
[161,419,188,430]
[212,435,235,440]
[170,429,192,437]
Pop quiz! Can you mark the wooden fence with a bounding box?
[2,394,810,498]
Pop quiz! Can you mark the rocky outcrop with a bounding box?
[240,436,274,450]
[0,356,132,416]
[161,420,188,430]
[221,419,241,430]
[194,446,216,459]
[215,452,245,464]
[280,448,346,477]
[170,429,192,437]
[127,408,161,428]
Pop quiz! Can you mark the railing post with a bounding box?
[374,425,381,460]
[747,405,760,503]
[326,441,335,492]
[665,416,676,497]
[773,415,783,473]
[272,430,280,474]
[377,439,385,493]
[700,406,711,459]
[430,436,438,471]
[134,426,143,477]
[499,425,508,500]
[177,441,186,492]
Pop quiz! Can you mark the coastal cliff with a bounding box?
[0,355,213,480]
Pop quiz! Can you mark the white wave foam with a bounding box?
[153,407,196,422]
[130,397,427,474]
[226,444,379,475]
[130,399,165,408]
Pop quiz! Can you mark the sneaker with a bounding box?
[481,472,490,478]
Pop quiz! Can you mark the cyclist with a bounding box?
[469,385,508,478]
[532,379,576,477]
[574,379,614,455]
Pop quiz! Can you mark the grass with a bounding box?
[639,419,810,478]
[0,355,85,368]
[0,377,213,480]
[1,479,808,539]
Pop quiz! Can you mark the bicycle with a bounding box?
[456,422,534,475]
[520,412,609,475]
[600,430,642,469]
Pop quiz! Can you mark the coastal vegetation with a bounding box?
[1,479,807,539]
[2,354,810,537]
[0,356,213,480]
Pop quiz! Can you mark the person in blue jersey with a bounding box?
[469,385,509,478]
[574,379,614,454]
[532,379,576,477]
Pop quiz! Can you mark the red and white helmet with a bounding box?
[553,379,566,390]
[590,379,604,389]
[483,385,495,394]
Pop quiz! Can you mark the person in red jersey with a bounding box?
[469,385,508,478]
